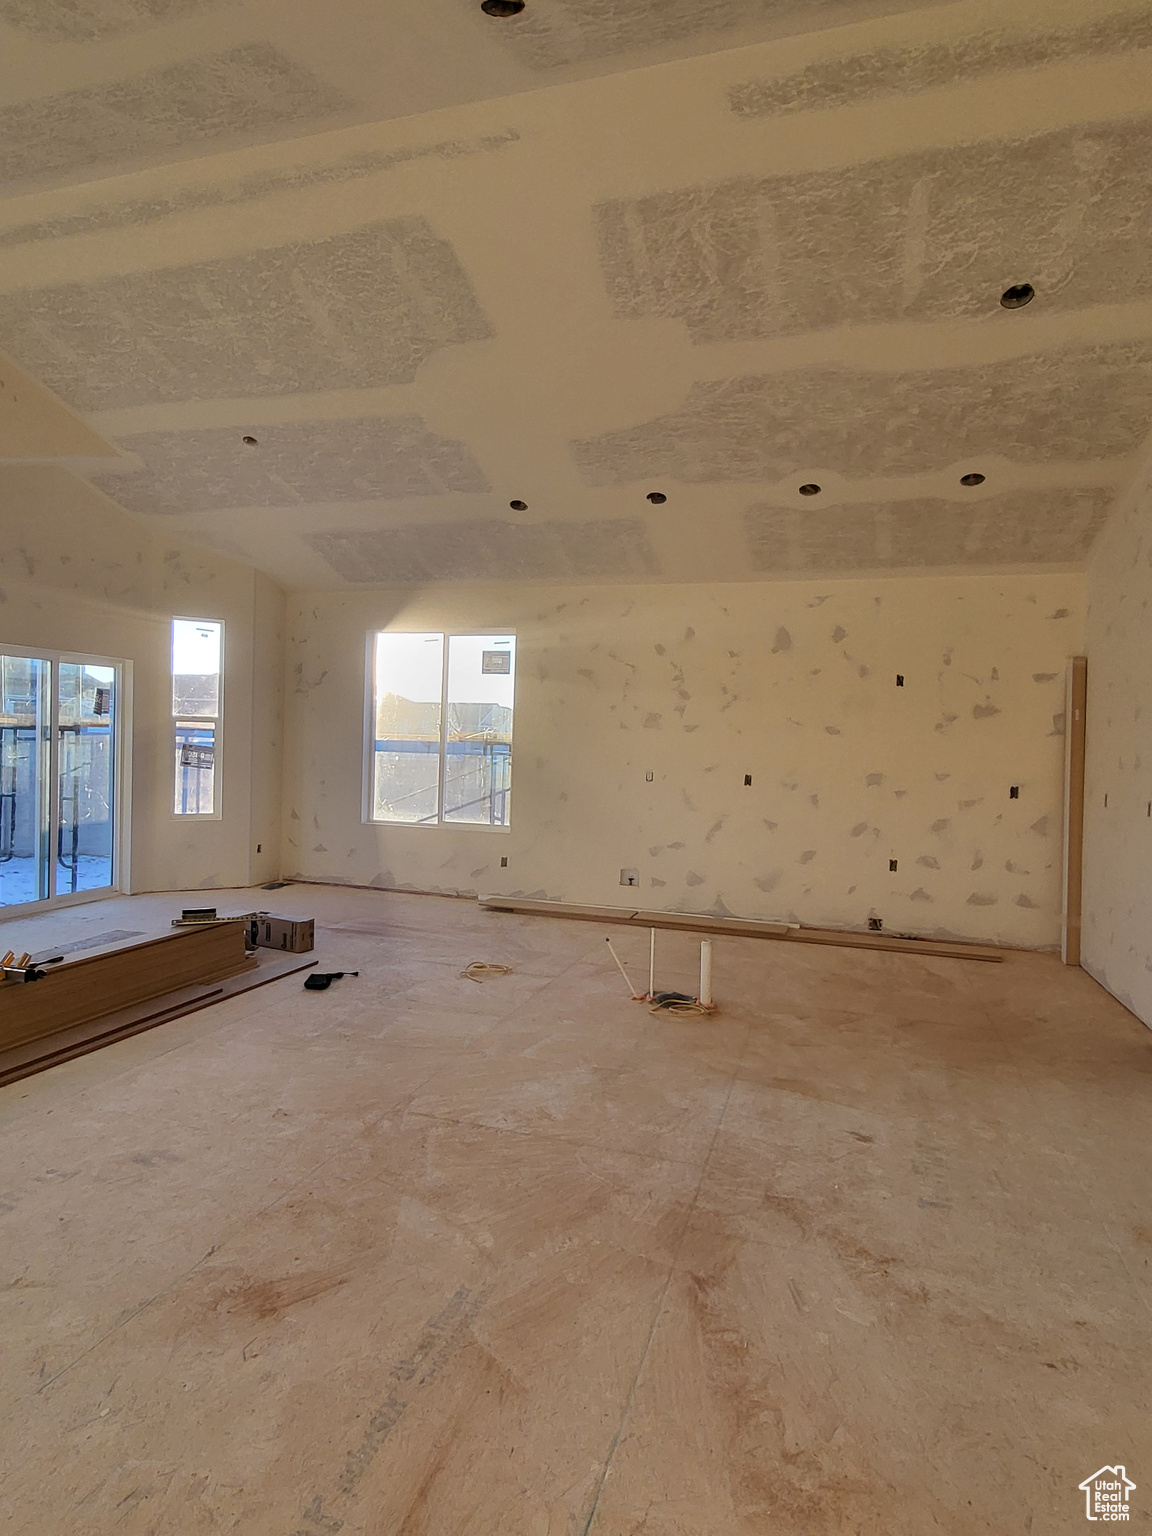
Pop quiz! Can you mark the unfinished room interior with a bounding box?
[2,0,1152,1527]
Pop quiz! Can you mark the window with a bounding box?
[369,632,515,827]
[172,618,222,816]
[0,648,123,910]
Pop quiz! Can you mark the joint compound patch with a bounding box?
[0,0,219,41]
[0,44,352,188]
[743,487,1113,571]
[0,220,493,410]
[307,518,658,583]
[570,345,1152,485]
[595,118,1152,342]
[729,7,1152,118]
[93,418,490,516]
[467,0,952,70]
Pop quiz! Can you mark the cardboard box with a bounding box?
[252,916,314,954]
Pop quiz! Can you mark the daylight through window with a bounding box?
[370,633,515,827]
[172,618,223,816]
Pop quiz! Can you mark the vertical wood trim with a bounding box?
[1062,655,1088,966]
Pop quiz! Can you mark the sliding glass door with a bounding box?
[0,650,123,912]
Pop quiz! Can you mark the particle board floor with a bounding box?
[0,885,1148,1534]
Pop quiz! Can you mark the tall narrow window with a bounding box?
[172,618,222,816]
[370,633,515,827]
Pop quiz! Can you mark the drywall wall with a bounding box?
[283,572,1083,947]
[1082,465,1152,1025]
[0,465,285,896]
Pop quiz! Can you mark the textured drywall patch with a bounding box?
[730,5,1152,117]
[596,118,1152,342]
[0,131,521,252]
[0,45,351,188]
[93,417,490,516]
[472,0,944,69]
[0,0,215,40]
[0,220,493,410]
[570,344,1152,485]
[307,518,658,583]
[744,487,1112,571]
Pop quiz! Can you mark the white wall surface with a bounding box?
[284,572,1084,947]
[0,466,286,896]
[1083,467,1152,1025]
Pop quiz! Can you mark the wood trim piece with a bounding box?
[1062,655,1088,966]
[0,951,316,1088]
[0,922,256,1053]
[478,895,1003,962]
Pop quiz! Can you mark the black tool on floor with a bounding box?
[303,971,359,991]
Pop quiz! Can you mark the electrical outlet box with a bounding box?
[620,868,639,887]
[868,916,883,931]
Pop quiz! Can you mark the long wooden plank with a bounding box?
[478,894,1003,962]
[0,951,316,1087]
[0,922,256,1053]
[1061,655,1088,967]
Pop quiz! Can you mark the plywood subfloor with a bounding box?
[0,884,1148,1534]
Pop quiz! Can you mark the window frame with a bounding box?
[171,616,224,821]
[0,642,130,915]
[363,629,516,831]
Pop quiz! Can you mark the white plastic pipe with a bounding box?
[649,927,656,1000]
[699,939,713,1008]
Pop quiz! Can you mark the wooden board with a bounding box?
[478,894,1003,962]
[0,950,316,1088]
[1062,655,1088,967]
[0,921,256,1053]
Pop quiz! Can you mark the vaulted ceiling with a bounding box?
[2,0,1151,587]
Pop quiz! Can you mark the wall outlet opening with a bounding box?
[889,859,898,872]
[868,916,883,931]
[744,773,753,786]
[500,856,508,867]
[895,674,904,687]
[1009,785,1019,799]
[620,868,639,887]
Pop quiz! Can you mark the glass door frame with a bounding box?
[0,643,130,918]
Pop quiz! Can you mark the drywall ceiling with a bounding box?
[1,0,1152,587]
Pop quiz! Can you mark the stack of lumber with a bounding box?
[0,922,257,1058]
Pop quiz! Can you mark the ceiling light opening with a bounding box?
[798,483,821,496]
[646,491,667,504]
[481,0,525,14]
[960,472,986,486]
[1000,283,1035,309]
[509,499,528,511]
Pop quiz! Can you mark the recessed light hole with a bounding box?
[646,491,667,504]
[960,472,985,487]
[481,0,524,14]
[798,483,821,497]
[509,499,528,511]
[1000,282,1035,309]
